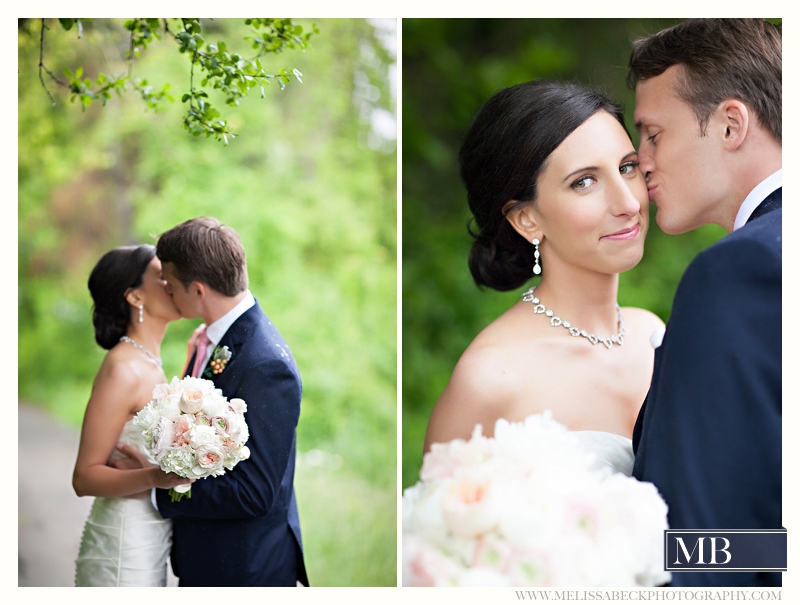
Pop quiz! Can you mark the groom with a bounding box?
[629,19,782,587]
[155,217,306,586]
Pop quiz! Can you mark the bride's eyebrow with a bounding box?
[562,165,597,182]
[562,150,638,182]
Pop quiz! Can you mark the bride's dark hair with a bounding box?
[460,79,628,291]
[88,245,156,349]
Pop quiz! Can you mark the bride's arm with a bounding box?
[423,345,511,454]
[72,357,192,498]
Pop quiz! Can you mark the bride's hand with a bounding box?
[152,468,195,490]
[107,442,194,490]
[107,442,152,470]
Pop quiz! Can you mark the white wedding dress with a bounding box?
[74,419,172,587]
[572,430,634,476]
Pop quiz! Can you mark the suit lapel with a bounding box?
[208,301,263,388]
[747,187,782,223]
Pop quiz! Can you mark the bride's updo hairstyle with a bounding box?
[88,245,156,349]
[460,80,627,291]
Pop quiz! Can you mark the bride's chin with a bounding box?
[605,251,644,274]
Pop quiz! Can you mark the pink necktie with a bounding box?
[191,329,211,378]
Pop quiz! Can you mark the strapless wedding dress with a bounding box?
[573,430,634,476]
[75,419,172,587]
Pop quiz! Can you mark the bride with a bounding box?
[72,244,194,587]
[424,79,665,477]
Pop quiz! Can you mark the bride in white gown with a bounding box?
[424,79,664,456]
[72,245,194,587]
[418,81,666,584]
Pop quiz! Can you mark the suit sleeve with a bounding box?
[635,234,781,535]
[155,355,301,520]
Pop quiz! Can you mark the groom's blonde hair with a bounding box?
[156,217,248,296]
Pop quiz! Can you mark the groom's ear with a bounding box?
[717,99,749,151]
[190,281,207,301]
[504,201,542,243]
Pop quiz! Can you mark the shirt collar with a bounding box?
[205,290,255,346]
[734,169,782,231]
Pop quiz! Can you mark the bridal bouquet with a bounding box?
[403,412,671,587]
[134,376,250,501]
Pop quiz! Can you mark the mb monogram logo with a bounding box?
[672,536,731,565]
[665,530,787,572]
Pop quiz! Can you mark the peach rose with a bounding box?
[440,475,497,539]
[180,389,204,414]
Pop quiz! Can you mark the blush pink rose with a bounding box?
[173,415,194,446]
[151,417,176,461]
[194,444,226,471]
[152,383,170,400]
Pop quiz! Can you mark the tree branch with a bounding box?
[38,19,64,106]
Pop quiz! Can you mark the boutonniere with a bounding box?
[203,345,232,378]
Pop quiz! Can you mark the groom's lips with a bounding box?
[601,224,640,241]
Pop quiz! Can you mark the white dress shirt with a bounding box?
[733,169,782,231]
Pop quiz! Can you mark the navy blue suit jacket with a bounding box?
[156,300,307,587]
[632,190,782,587]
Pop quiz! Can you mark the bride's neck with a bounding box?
[124,321,168,356]
[531,269,621,336]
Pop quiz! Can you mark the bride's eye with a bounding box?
[620,161,640,177]
[571,175,596,190]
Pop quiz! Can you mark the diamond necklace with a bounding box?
[522,286,625,349]
[119,335,163,366]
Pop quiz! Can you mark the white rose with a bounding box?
[228,398,247,413]
[159,393,183,421]
[201,392,227,417]
[180,389,204,414]
[224,411,249,443]
[188,424,218,448]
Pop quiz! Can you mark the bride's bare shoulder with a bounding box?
[620,306,665,335]
[91,346,159,405]
[423,304,539,450]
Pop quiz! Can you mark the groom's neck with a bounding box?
[200,289,248,326]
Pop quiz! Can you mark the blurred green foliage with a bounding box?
[37,18,317,142]
[19,18,396,586]
[401,19,741,489]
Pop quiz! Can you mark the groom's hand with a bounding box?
[107,442,153,470]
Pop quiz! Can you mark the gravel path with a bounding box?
[18,403,178,587]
